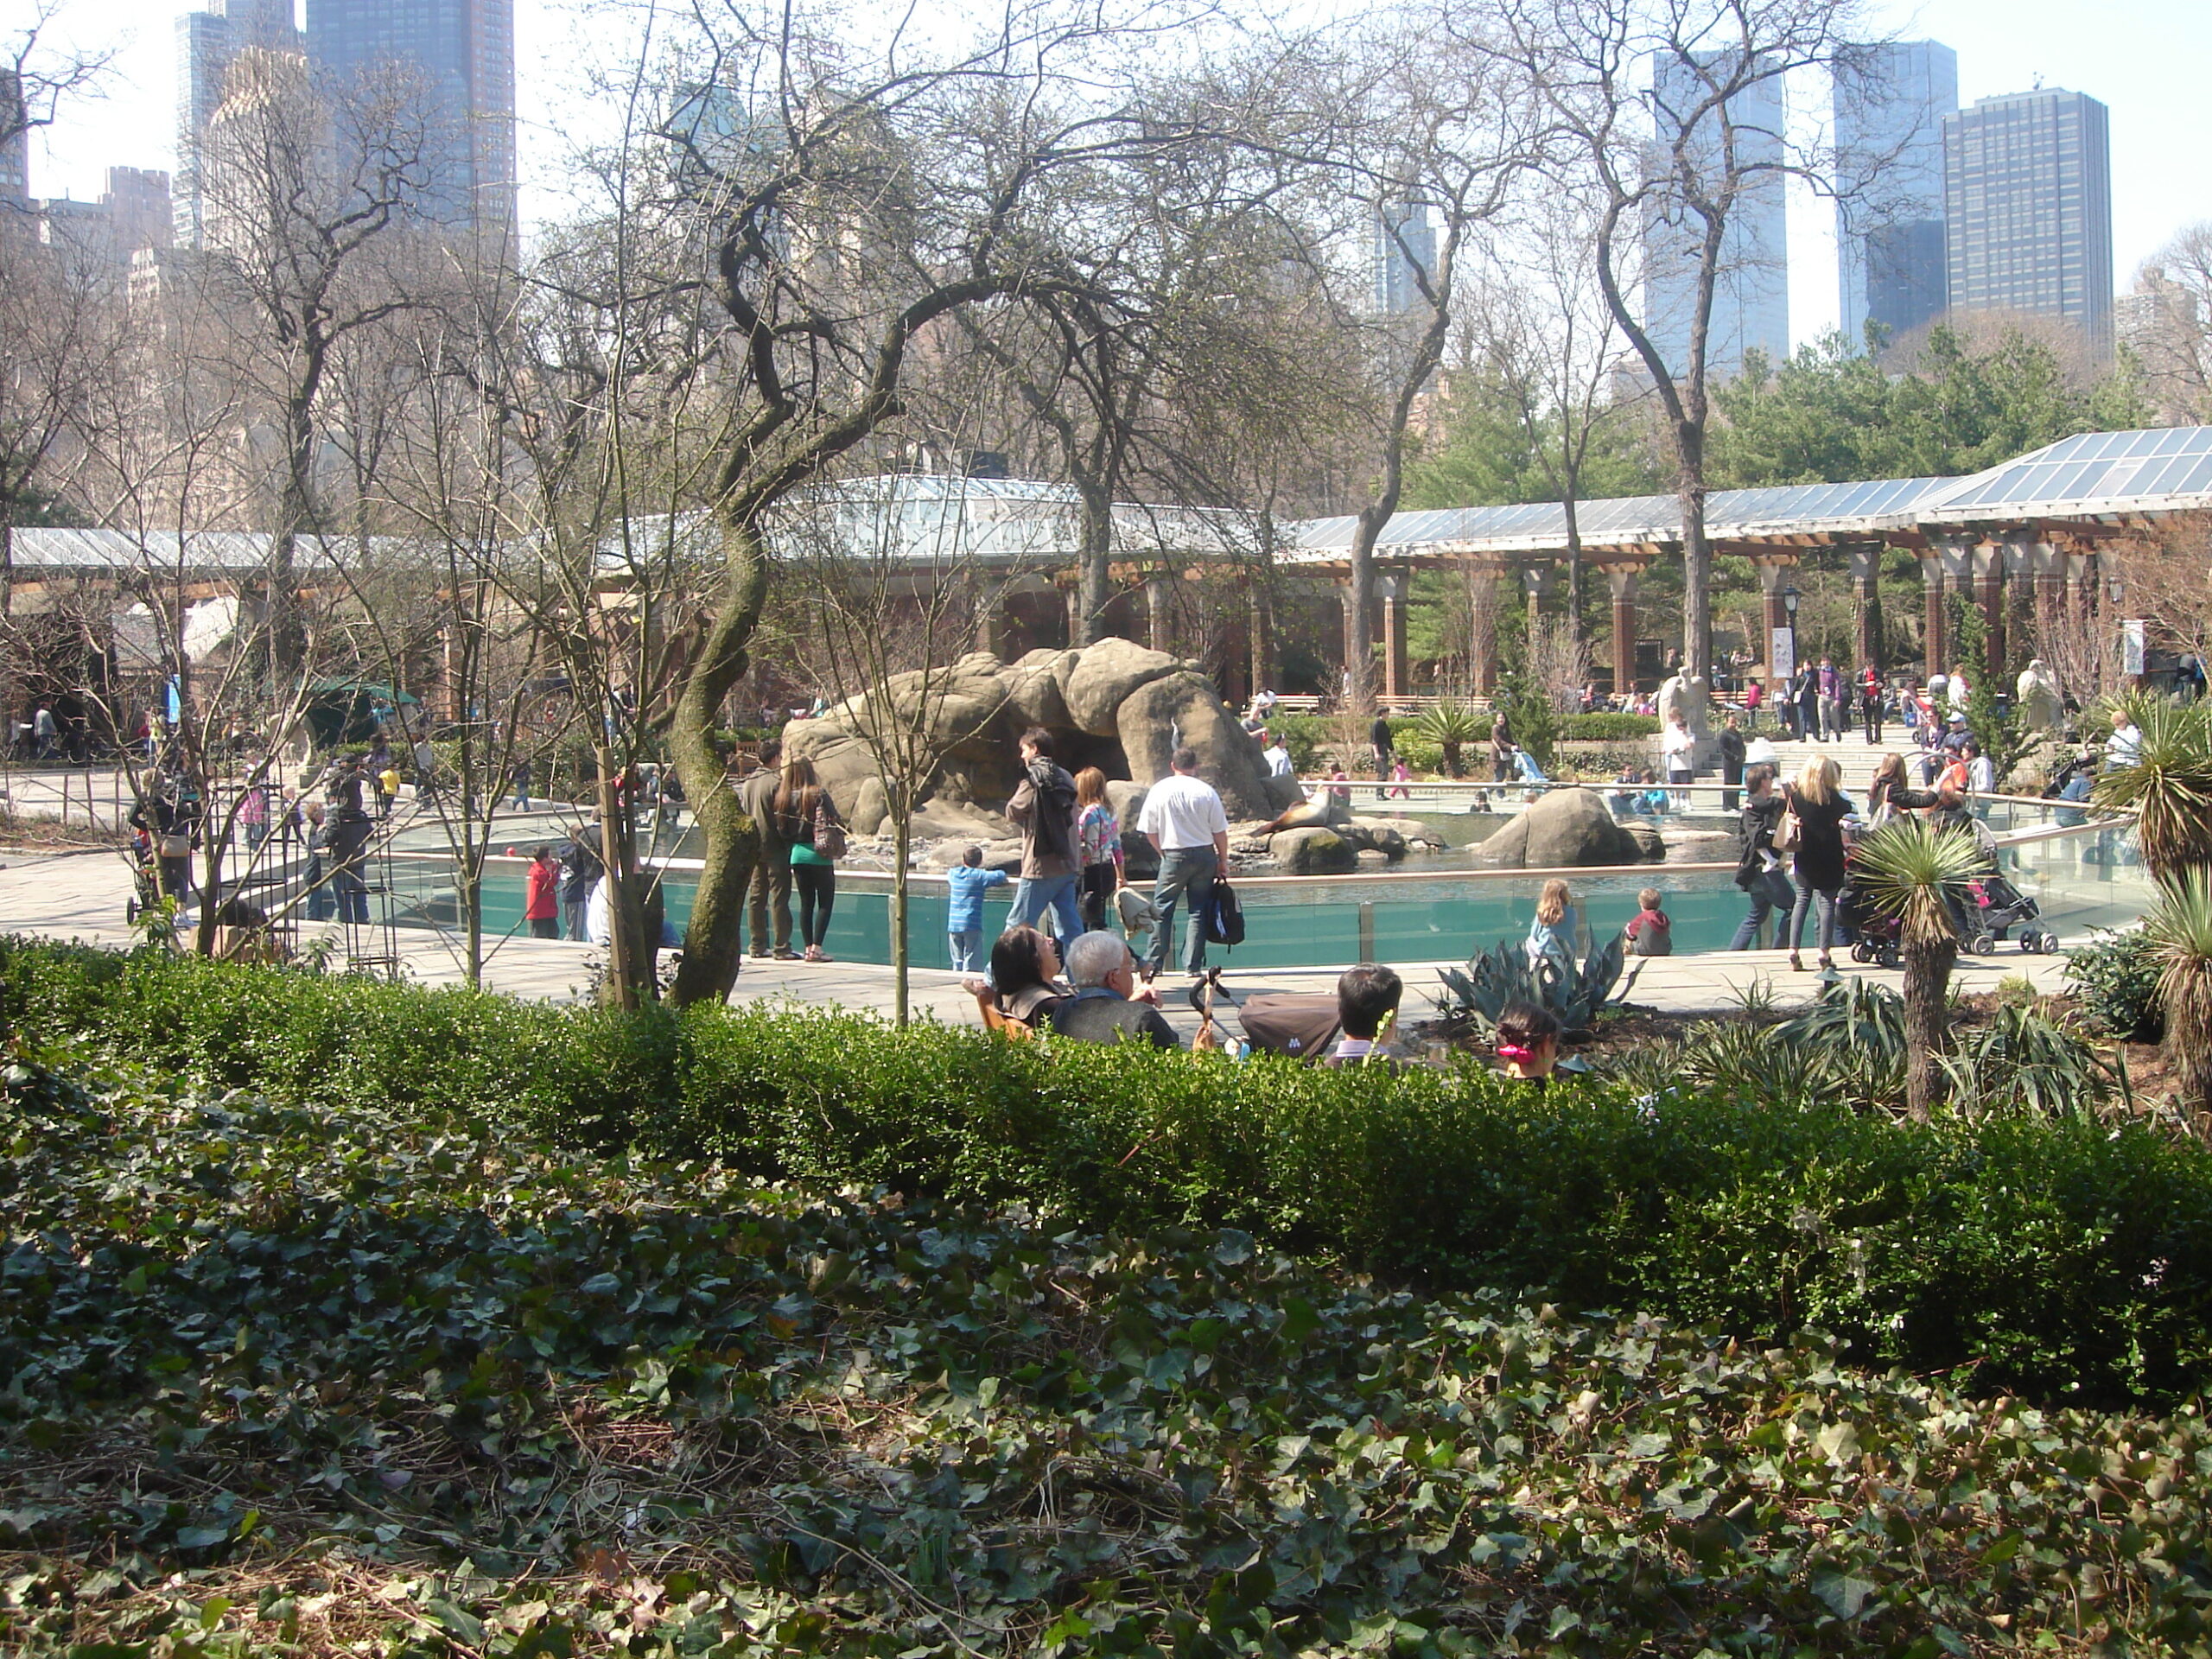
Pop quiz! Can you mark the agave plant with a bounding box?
[2141,868,2212,1118]
[2089,694,2212,883]
[1414,700,1484,778]
[1849,816,1988,1121]
[1436,931,1632,1037]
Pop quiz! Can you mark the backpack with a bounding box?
[1201,877,1245,949]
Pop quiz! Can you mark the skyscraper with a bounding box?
[1834,40,1956,350]
[305,0,516,241]
[1374,200,1437,316]
[1942,88,2114,356]
[1641,52,1790,382]
[175,0,300,248]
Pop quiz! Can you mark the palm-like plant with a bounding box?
[2088,694,2212,882]
[1414,700,1483,778]
[1849,817,1989,1121]
[2142,868,2212,1119]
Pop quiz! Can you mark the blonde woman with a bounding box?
[1782,753,1853,972]
[1524,877,1586,976]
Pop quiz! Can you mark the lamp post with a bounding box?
[1782,586,1802,737]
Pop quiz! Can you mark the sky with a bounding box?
[26,0,2212,353]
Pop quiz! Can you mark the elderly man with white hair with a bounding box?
[1048,931,1180,1049]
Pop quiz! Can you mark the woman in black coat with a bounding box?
[1782,754,1854,971]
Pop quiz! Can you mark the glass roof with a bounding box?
[1284,426,2212,560]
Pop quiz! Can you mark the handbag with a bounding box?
[811,800,849,862]
[1772,795,1800,856]
[159,831,191,860]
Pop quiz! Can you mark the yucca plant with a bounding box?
[1849,816,1989,1121]
[2089,694,2212,882]
[2141,868,2212,1119]
[1414,699,1484,778]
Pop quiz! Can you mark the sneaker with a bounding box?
[772,947,800,961]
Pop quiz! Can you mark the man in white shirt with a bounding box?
[1136,747,1230,980]
[1260,732,1294,779]
[1966,742,1996,795]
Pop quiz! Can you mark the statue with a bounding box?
[1656,671,1713,744]
[2016,658,2064,734]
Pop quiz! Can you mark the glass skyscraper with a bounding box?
[1942,88,2113,357]
[1641,51,1790,382]
[1834,40,1956,351]
[306,0,516,241]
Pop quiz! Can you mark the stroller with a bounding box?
[1840,877,1902,968]
[1953,869,2056,955]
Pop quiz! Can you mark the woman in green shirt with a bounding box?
[775,756,844,962]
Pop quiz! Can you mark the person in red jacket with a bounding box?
[524,844,561,938]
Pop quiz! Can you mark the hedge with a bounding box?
[6,936,2212,1406]
[1560,711,1662,741]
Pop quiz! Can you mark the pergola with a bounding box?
[1280,425,2212,698]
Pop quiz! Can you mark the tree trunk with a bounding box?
[1676,417,1712,685]
[2171,975,2212,1121]
[1562,493,1584,646]
[1075,480,1113,646]
[596,758,643,1010]
[889,792,911,1026]
[1901,938,1956,1121]
[669,518,772,1007]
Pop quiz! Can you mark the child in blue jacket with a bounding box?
[946,847,1008,971]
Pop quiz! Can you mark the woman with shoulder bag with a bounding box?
[775,755,844,962]
[1782,754,1854,973]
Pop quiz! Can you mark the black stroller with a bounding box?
[1953,869,2056,955]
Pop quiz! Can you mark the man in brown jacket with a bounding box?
[733,743,796,959]
[1005,727,1082,942]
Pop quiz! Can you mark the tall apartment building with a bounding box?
[175,0,300,248]
[1942,88,2114,357]
[0,69,29,207]
[1641,52,1790,381]
[1834,40,1956,350]
[306,0,517,241]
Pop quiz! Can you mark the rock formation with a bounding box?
[1471,786,1644,869]
[781,643,1297,836]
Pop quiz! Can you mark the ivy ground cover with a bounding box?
[5,1044,2212,1656]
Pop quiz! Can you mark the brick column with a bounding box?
[1847,545,1881,671]
[1973,543,2006,679]
[1376,573,1409,706]
[1605,566,1640,699]
[1920,553,1948,680]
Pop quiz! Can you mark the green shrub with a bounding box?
[1560,711,1661,741]
[13,1041,2212,1656]
[2066,926,2165,1041]
[7,936,2212,1406]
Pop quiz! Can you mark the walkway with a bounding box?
[0,842,2075,1039]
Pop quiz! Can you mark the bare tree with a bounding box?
[1,1,114,166]
[193,47,432,675]
[602,0,1230,1007]
[1490,0,1876,692]
[1313,12,1532,714]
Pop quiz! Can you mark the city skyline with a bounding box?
[1834,38,1956,347]
[22,0,2212,353]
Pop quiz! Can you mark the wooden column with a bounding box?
[1605,566,1639,697]
[1377,573,1409,706]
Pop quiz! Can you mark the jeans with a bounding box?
[950,929,982,972]
[332,868,370,925]
[793,862,836,948]
[1864,709,1883,744]
[1819,695,1840,740]
[1147,847,1217,976]
[305,862,334,923]
[1720,771,1741,814]
[1727,869,1794,950]
[1078,862,1117,932]
[1009,872,1081,942]
[747,854,792,954]
[565,897,589,942]
[1788,873,1840,957]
